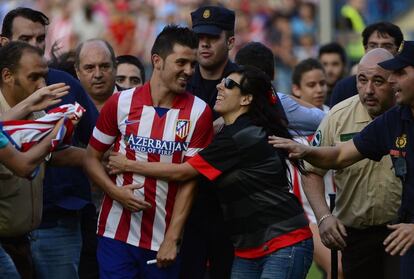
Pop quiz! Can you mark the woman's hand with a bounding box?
[107,151,130,175]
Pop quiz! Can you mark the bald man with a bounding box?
[301,48,401,279]
[75,39,117,111]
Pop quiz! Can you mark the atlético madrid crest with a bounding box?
[175,119,191,139]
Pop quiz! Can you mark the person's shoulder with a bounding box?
[47,68,80,86]
[335,75,356,89]
[380,105,404,123]
[329,95,359,114]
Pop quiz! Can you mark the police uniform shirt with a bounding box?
[307,95,401,228]
[354,104,414,217]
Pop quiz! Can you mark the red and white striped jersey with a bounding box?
[288,136,336,224]
[89,83,213,251]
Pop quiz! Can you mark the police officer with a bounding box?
[269,40,414,279]
[183,6,238,278]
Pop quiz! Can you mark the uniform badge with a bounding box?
[312,130,322,147]
[176,119,191,139]
[203,9,210,19]
[396,134,407,148]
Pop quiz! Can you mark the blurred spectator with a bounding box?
[330,21,403,107]
[115,55,145,90]
[131,3,157,66]
[337,0,367,64]
[72,1,105,43]
[266,12,296,94]
[294,33,318,61]
[291,1,317,43]
[292,58,329,111]
[45,0,77,59]
[318,42,347,104]
[105,0,136,55]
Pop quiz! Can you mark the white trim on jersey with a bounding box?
[92,128,116,145]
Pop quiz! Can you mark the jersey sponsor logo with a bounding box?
[175,119,191,139]
[312,130,322,146]
[395,134,407,149]
[123,119,141,125]
[125,134,189,156]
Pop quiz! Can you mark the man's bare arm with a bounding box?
[84,146,151,212]
[50,146,85,167]
[269,136,364,169]
[156,179,197,267]
[302,172,347,249]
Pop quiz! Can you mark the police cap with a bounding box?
[379,40,414,71]
[191,6,235,36]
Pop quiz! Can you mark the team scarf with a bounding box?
[0,102,85,179]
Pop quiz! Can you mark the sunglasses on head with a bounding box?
[222,78,241,90]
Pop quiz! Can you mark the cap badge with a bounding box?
[398,41,404,54]
[203,9,210,19]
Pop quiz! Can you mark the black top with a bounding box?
[187,60,239,119]
[188,115,309,248]
[354,105,414,217]
[329,75,357,107]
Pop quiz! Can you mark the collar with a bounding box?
[354,98,372,124]
[189,60,239,90]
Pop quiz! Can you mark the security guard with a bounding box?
[183,6,238,279]
[269,40,414,279]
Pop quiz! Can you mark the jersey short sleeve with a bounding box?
[88,93,121,152]
[187,133,240,181]
[0,132,9,149]
[353,114,388,161]
[183,104,213,160]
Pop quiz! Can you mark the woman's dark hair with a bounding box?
[235,65,305,173]
[48,48,77,78]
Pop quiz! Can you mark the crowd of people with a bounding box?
[1,0,407,95]
[0,1,413,279]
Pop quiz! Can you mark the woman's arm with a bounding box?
[107,152,199,181]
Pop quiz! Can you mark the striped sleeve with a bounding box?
[184,101,213,159]
[89,93,120,152]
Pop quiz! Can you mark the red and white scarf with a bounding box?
[0,102,85,152]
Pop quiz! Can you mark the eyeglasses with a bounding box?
[222,78,241,90]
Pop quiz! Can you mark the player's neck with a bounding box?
[149,77,175,108]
